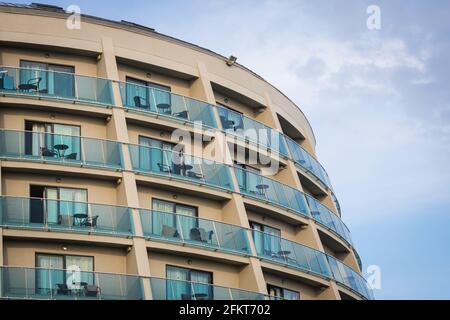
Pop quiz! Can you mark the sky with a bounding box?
[11,0,450,299]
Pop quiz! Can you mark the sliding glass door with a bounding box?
[151,199,197,237]
[20,60,74,97]
[43,187,87,226]
[36,254,94,294]
[166,266,212,300]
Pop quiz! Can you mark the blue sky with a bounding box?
[13,0,450,299]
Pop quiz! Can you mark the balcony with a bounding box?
[252,230,331,279]
[119,81,217,128]
[216,105,290,158]
[0,129,123,170]
[0,266,144,300]
[305,194,353,247]
[327,256,374,300]
[129,144,235,192]
[285,136,333,190]
[234,167,310,219]
[150,277,267,300]
[0,66,114,106]
[0,196,134,237]
[140,209,250,255]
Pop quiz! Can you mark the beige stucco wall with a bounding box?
[3,239,128,274]
[148,251,241,288]
[2,172,119,205]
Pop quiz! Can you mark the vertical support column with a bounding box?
[97,37,152,300]
[195,61,267,295]
[262,93,341,299]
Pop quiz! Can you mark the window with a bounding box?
[29,185,87,225]
[151,199,198,236]
[216,103,244,131]
[20,60,75,97]
[35,253,94,294]
[250,222,281,256]
[234,161,261,191]
[166,265,212,300]
[267,284,299,300]
[137,135,179,173]
[125,76,171,111]
[24,121,81,160]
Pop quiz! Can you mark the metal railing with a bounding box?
[0,129,123,169]
[129,144,235,192]
[118,81,217,128]
[140,209,250,255]
[0,196,134,237]
[0,266,144,300]
[0,66,114,106]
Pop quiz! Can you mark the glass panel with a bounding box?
[166,266,190,300]
[36,254,64,295]
[65,255,94,290]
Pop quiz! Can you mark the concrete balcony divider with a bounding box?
[0,66,114,106]
[0,129,123,170]
[0,196,134,237]
[140,209,251,255]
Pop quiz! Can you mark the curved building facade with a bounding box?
[0,3,373,300]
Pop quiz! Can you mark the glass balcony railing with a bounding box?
[0,266,144,300]
[252,230,332,278]
[0,196,134,237]
[150,277,267,300]
[285,136,333,190]
[129,144,235,192]
[140,209,250,255]
[327,256,374,300]
[216,105,290,158]
[0,66,114,106]
[305,194,353,247]
[234,167,310,218]
[119,82,217,128]
[0,130,123,169]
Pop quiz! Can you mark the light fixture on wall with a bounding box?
[61,245,68,251]
[226,55,237,67]
[126,246,132,253]
[224,97,229,103]
[45,53,50,58]
[160,132,165,137]
[146,72,152,78]
[187,259,193,265]
[173,194,178,200]
[116,178,122,185]
[96,53,102,61]
[106,116,112,123]
[50,114,56,120]
[257,107,266,113]
[56,177,62,183]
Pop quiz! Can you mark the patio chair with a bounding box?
[55,283,71,296]
[18,77,42,92]
[162,224,179,238]
[84,285,100,297]
[133,96,149,109]
[83,215,99,227]
[40,147,56,157]
[64,153,78,160]
[157,163,172,173]
[173,110,189,119]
